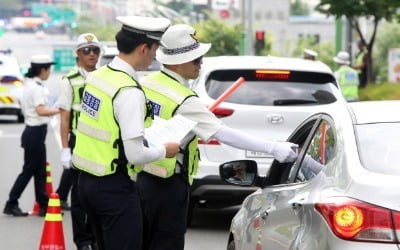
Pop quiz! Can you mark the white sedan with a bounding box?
[220,100,400,250]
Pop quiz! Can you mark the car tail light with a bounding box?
[211,107,234,118]
[255,70,290,80]
[1,75,23,86]
[393,211,400,241]
[198,139,220,145]
[315,197,400,243]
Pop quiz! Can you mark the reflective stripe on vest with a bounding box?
[64,69,85,134]
[141,71,199,184]
[72,66,150,177]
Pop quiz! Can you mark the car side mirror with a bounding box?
[219,160,258,186]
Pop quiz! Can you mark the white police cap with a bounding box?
[303,48,318,57]
[30,54,55,65]
[116,16,170,41]
[76,33,100,51]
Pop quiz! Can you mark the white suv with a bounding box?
[188,55,344,224]
[0,51,25,122]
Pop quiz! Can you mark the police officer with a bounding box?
[137,24,298,250]
[333,51,360,102]
[71,16,180,250]
[353,40,368,88]
[3,55,59,217]
[56,33,100,250]
[303,48,318,61]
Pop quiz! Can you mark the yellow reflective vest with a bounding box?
[141,71,200,184]
[355,50,367,74]
[336,65,359,101]
[64,69,85,135]
[72,66,152,177]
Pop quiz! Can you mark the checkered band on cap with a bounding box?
[162,42,200,55]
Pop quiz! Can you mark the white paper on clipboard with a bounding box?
[145,114,197,147]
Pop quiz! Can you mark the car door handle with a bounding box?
[292,202,302,210]
[260,211,269,220]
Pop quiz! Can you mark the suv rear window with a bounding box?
[205,70,338,106]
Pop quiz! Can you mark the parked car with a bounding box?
[220,100,400,250]
[98,44,161,77]
[0,51,25,122]
[189,55,344,223]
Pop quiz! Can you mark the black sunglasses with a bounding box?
[81,47,100,55]
[192,56,203,65]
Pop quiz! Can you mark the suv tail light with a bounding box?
[315,197,400,243]
[211,107,234,118]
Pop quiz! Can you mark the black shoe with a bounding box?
[38,206,47,217]
[78,245,93,250]
[3,204,28,217]
[60,200,71,211]
[91,242,99,250]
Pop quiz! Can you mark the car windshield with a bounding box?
[356,123,400,175]
[205,69,338,105]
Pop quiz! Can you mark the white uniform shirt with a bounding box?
[21,77,51,126]
[58,67,88,111]
[162,68,223,145]
[107,56,165,164]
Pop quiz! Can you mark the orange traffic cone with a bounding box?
[30,162,54,216]
[39,192,65,250]
[45,162,54,194]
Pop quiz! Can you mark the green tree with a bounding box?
[372,21,400,82]
[290,0,310,16]
[316,0,400,83]
[194,13,242,56]
[292,36,335,70]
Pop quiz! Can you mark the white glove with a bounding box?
[61,147,72,169]
[268,142,298,163]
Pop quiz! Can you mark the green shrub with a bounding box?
[359,83,400,100]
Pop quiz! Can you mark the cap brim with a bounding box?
[156,43,211,65]
[333,57,349,65]
[76,42,100,52]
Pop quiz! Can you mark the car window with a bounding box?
[295,120,336,182]
[356,123,400,175]
[205,69,337,106]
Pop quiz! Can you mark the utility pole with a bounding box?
[240,0,246,55]
[246,0,253,55]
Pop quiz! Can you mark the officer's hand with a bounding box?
[271,142,298,163]
[61,147,72,169]
[164,142,180,158]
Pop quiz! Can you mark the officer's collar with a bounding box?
[162,67,189,88]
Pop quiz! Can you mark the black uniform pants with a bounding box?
[70,168,96,248]
[56,168,73,201]
[7,125,48,208]
[78,171,142,250]
[56,134,95,248]
[137,172,189,250]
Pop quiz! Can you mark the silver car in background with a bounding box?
[220,100,400,250]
